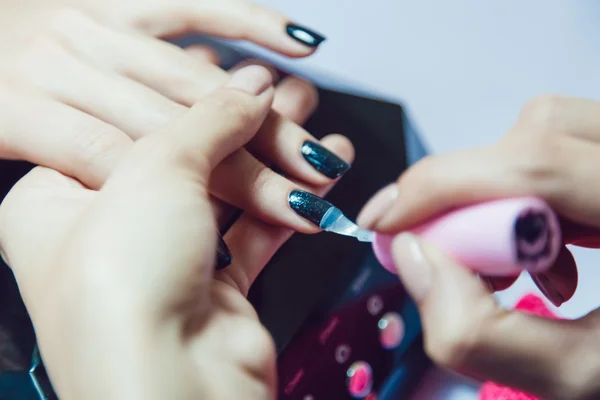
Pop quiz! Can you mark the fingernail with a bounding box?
[288,189,333,227]
[286,23,326,47]
[215,235,232,270]
[391,233,433,302]
[300,141,351,179]
[357,184,398,229]
[226,65,273,95]
[531,274,564,307]
[530,247,577,307]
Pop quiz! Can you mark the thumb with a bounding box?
[391,233,594,399]
[127,65,274,184]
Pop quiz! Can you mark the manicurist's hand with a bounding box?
[0,66,352,400]
[358,95,600,400]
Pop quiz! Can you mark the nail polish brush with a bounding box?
[318,197,561,277]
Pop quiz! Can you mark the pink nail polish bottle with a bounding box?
[371,197,561,277]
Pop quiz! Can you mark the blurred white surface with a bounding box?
[230,1,600,398]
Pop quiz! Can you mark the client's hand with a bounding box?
[0,0,343,241]
[0,67,352,399]
[358,95,600,399]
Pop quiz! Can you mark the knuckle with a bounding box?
[424,325,477,369]
[70,122,126,174]
[218,267,252,298]
[229,319,277,373]
[20,34,64,60]
[518,94,569,131]
[11,34,69,76]
[424,300,499,370]
[201,94,251,123]
[249,163,274,205]
[506,131,564,191]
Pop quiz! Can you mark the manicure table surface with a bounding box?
[230,1,600,398]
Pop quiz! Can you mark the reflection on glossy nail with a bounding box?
[215,235,232,270]
[301,141,351,179]
[288,190,333,226]
[286,23,326,47]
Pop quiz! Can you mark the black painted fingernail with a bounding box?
[288,190,333,227]
[286,23,326,48]
[216,235,232,270]
[301,141,351,179]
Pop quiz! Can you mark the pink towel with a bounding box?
[478,293,558,400]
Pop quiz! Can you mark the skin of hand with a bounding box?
[357,95,600,400]
[0,66,352,400]
[0,0,346,241]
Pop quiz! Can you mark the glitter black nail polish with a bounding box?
[288,190,333,226]
[301,141,351,179]
[286,23,326,48]
[216,235,232,270]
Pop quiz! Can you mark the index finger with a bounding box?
[361,136,600,234]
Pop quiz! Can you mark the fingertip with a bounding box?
[391,233,433,302]
[357,183,398,229]
[229,59,280,82]
[272,77,319,124]
[319,134,355,165]
[226,65,274,96]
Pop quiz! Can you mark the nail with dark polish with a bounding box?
[301,141,351,179]
[286,23,326,48]
[288,190,333,227]
[216,235,232,270]
[531,274,564,307]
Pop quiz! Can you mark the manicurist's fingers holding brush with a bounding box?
[358,95,600,400]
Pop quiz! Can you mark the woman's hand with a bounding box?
[358,95,600,399]
[0,66,352,399]
[0,0,344,241]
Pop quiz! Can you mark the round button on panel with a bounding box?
[346,361,373,399]
[378,312,405,350]
[367,295,384,316]
[335,344,352,364]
